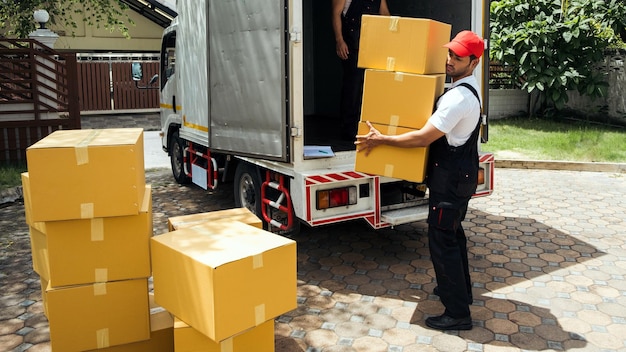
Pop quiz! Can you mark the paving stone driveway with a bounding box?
[1,167,625,352]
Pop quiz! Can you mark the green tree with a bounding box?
[0,0,134,39]
[490,0,626,115]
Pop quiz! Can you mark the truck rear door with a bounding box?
[208,0,289,162]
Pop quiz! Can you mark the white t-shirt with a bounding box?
[343,0,353,15]
[428,75,482,147]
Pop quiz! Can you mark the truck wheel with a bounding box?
[169,131,191,184]
[233,163,263,220]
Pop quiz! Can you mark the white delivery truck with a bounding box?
[134,0,494,233]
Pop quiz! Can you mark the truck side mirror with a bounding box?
[149,74,159,85]
[132,62,159,90]
[131,62,143,81]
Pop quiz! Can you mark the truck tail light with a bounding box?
[478,167,485,185]
[316,186,358,210]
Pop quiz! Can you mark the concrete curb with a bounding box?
[496,160,626,173]
[1,160,624,207]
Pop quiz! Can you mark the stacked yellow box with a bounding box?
[174,318,274,352]
[84,294,175,352]
[151,217,297,351]
[167,207,262,231]
[355,16,451,182]
[23,128,156,352]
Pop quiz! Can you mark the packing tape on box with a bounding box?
[95,268,108,283]
[221,338,234,352]
[96,328,110,348]
[255,304,266,325]
[93,282,107,296]
[141,185,151,212]
[394,72,404,82]
[75,130,100,165]
[252,254,264,269]
[387,125,397,135]
[389,115,400,127]
[81,203,95,219]
[388,16,399,32]
[91,218,104,241]
[386,57,396,71]
[384,164,394,177]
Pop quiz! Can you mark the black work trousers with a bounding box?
[339,51,365,140]
[427,196,473,319]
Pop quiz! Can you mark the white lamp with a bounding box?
[33,9,50,29]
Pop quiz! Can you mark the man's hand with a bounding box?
[336,40,349,60]
[355,121,384,156]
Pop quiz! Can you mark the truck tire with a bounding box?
[233,162,263,221]
[169,131,191,184]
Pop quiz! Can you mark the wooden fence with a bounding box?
[0,39,80,164]
[0,50,159,164]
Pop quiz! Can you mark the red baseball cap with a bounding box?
[444,30,484,58]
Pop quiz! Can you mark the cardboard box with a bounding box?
[168,207,262,231]
[29,185,153,288]
[362,70,445,129]
[25,128,145,222]
[151,221,296,342]
[355,122,429,183]
[174,318,274,352]
[45,278,150,351]
[358,16,451,74]
[85,293,175,352]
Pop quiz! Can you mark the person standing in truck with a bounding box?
[332,0,390,141]
[355,30,485,331]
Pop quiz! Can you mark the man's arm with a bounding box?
[379,0,390,15]
[332,0,349,60]
[355,121,444,155]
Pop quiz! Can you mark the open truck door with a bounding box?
[177,0,290,162]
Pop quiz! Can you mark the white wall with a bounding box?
[488,89,529,119]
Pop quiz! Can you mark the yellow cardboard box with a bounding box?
[355,122,429,183]
[174,318,274,352]
[358,16,451,74]
[85,293,175,352]
[25,128,145,222]
[45,278,150,352]
[151,221,296,342]
[29,185,152,288]
[362,70,445,129]
[167,207,262,231]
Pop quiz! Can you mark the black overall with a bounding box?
[426,83,481,319]
[339,0,381,140]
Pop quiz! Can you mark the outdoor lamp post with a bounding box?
[29,9,58,48]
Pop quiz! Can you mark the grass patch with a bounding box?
[0,162,27,192]
[485,117,626,163]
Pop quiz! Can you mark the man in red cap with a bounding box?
[355,30,485,331]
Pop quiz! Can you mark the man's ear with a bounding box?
[470,57,480,69]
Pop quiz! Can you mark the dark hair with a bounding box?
[469,54,478,61]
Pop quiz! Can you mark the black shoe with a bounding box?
[425,314,472,331]
[433,286,473,304]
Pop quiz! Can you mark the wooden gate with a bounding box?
[77,54,160,112]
